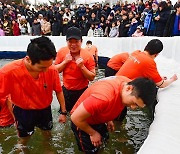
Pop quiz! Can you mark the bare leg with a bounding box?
[41,130,54,154]
[15,136,31,153]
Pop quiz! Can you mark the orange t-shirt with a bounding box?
[0,98,14,127]
[107,52,129,71]
[71,76,130,124]
[116,50,162,83]
[55,46,95,90]
[0,59,62,109]
[84,45,98,56]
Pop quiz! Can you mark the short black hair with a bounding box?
[175,3,180,9]
[86,40,92,45]
[27,36,56,65]
[144,39,163,55]
[128,77,157,108]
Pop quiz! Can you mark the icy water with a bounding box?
[0,59,152,154]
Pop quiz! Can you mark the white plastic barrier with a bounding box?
[138,57,180,154]
[0,36,180,153]
[0,36,180,63]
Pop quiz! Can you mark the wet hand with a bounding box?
[90,131,102,147]
[107,121,115,132]
[170,74,178,81]
[58,114,66,123]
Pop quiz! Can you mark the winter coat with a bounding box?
[32,22,41,36]
[109,26,119,37]
[163,11,177,36]
[154,9,170,36]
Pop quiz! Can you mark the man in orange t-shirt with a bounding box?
[116,39,178,119]
[116,39,177,87]
[0,98,14,127]
[105,52,129,77]
[55,27,96,112]
[70,76,157,153]
[85,40,98,66]
[0,36,67,148]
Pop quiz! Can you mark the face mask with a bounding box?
[152,7,157,11]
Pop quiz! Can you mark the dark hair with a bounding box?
[144,39,163,55]
[158,1,168,10]
[27,36,56,65]
[86,40,92,45]
[128,77,157,108]
[174,3,180,9]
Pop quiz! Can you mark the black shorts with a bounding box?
[71,122,109,154]
[62,86,87,112]
[105,66,118,77]
[13,105,53,137]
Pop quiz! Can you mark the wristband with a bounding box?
[59,110,67,115]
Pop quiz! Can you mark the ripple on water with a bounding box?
[0,59,152,154]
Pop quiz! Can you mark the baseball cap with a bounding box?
[66,27,82,41]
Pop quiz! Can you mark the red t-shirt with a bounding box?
[116,50,162,83]
[0,59,62,109]
[107,52,129,71]
[0,98,14,127]
[55,46,95,90]
[71,76,130,124]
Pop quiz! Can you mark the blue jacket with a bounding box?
[144,11,153,35]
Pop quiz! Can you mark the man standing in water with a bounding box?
[55,27,96,112]
[84,40,98,67]
[0,36,67,151]
[71,76,157,153]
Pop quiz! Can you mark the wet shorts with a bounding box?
[13,105,53,137]
[62,86,87,112]
[71,122,109,154]
[104,66,118,77]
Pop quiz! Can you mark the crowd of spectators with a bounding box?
[0,0,180,37]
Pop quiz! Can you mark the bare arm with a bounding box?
[156,74,178,88]
[71,103,102,147]
[76,58,96,81]
[56,91,67,123]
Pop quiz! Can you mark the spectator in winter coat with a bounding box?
[68,16,79,28]
[132,25,144,37]
[164,3,180,36]
[12,20,20,36]
[144,2,159,36]
[41,17,51,36]
[87,12,100,29]
[79,16,88,36]
[3,16,12,36]
[128,18,139,36]
[118,14,129,37]
[154,1,170,36]
[87,24,95,37]
[32,18,41,36]
[93,23,104,37]
[109,22,119,37]
[99,15,106,33]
